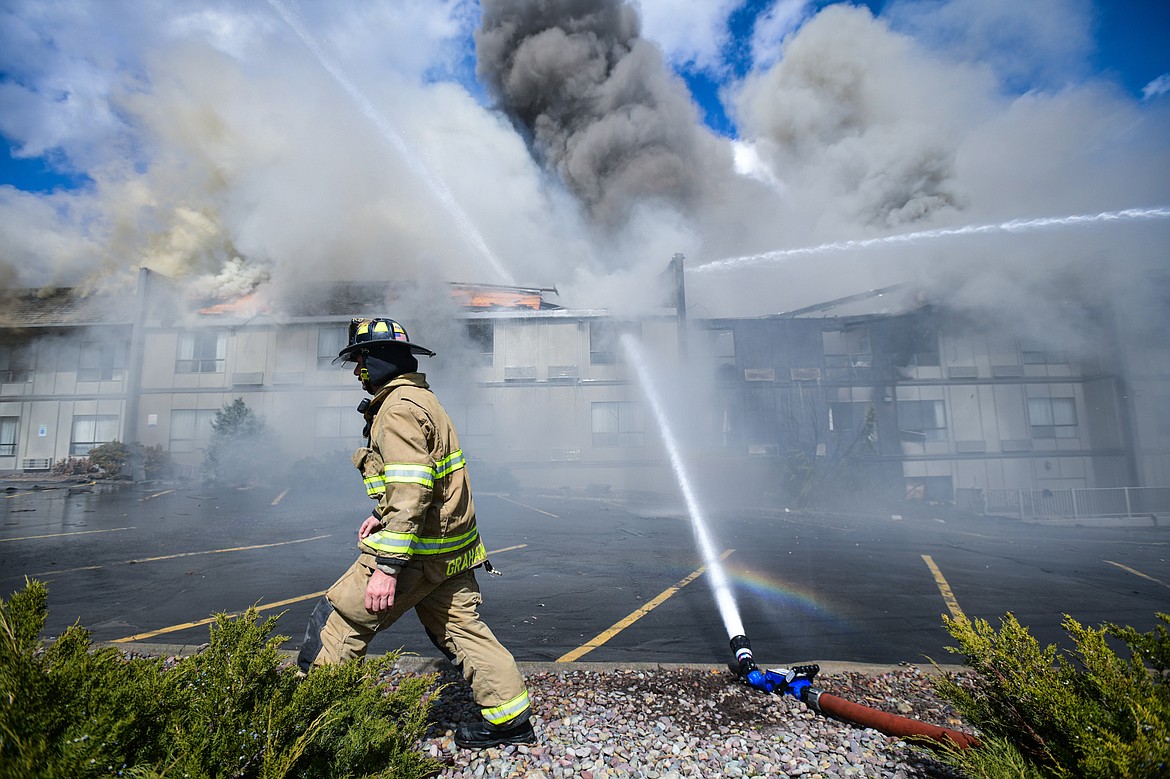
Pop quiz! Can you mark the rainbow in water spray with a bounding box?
[694,207,1170,273]
[266,0,514,285]
[620,334,745,640]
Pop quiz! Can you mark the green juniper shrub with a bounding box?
[0,578,166,778]
[0,579,442,779]
[931,611,1170,779]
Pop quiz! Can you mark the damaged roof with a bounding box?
[0,277,564,328]
[0,287,136,328]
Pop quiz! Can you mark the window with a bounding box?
[0,417,17,456]
[1028,397,1077,439]
[70,414,119,455]
[591,401,644,447]
[710,329,736,381]
[169,409,217,452]
[315,406,359,450]
[78,341,127,382]
[710,329,735,359]
[902,327,940,367]
[452,404,494,437]
[590,321,639,365]
[176,332,225,374]
[466,323,494,366]
[830,402,875,439]
[1021,341,1068,365]
[0,343,32,383]
[905,476,953,503]
[318,326,348,368]
[897,400,946,442]
[823,327,871,367]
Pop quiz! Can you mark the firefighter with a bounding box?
[297,317,536,750]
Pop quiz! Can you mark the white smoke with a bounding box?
[0,0,1165,338]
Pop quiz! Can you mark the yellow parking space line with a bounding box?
[113,590,329,643]
[495,495,558,518]
[31,534,332,576]
[4,492,33,499]
[0,527,134,543]
[271,488,290,506]
[557,549,735,663]
[111,542,528,644]
[142,489,175,501]
[922,554,965,619]
[1106,560,1170,589]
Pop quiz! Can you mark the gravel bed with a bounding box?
[408,664,976,778]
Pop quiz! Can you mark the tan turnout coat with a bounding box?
[351,373,487,581]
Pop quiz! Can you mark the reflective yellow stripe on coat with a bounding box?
[362,449,466,498]
[361,526,481,557]
[363,473,386,497]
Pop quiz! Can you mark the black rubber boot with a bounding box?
[454,718,537,749]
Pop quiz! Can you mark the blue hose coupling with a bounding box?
[767,664,821,701]
[730,635,775,692]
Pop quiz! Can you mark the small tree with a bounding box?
[781,407,883,508]
[204,398,276,486]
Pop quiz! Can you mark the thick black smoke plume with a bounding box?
[475,0,715,226]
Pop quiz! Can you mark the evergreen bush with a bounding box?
[50,457,97,477]
[87,441,132,477]
[932,611,1170,779]
[204,398,279,487]
[140,443,172,480]
[0,579,441,778]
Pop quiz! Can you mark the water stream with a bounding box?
[266,0,514,284]
[694,206,1170,273]
[620,333,746,640]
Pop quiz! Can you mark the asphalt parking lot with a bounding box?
[2,475,1168,668]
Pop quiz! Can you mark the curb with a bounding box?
[105,641,969,677]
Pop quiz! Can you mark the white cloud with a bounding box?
[882,0,1095,92]
[1143,74,1170,101]
[730,139,784,191]
[634,0,739,73]
[750,0,813,71]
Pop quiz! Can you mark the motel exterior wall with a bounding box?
[2,280,1169,506]
[699,313,1144,502]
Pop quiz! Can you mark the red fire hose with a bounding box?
[730,637,981,751]
[806,688,981,750]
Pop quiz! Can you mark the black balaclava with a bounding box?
[361,346,418,393]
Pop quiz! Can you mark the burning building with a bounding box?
[1,268,1168,522]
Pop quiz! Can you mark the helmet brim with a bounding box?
[332,340,437,365]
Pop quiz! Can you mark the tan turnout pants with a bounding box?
[298,555,530,726]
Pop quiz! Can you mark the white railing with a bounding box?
[974,487,1170,521]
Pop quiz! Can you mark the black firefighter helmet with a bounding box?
[333,317,436,365]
